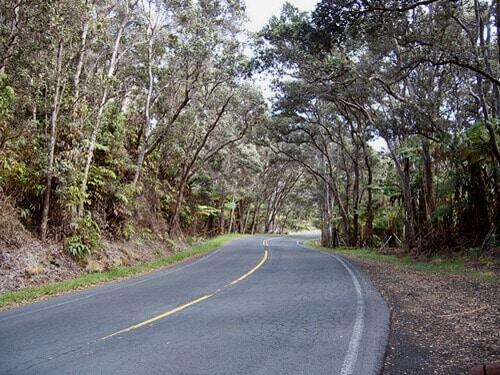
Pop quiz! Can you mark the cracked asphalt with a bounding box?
[0,235,389,374]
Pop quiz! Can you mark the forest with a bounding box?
[0,0,498,263]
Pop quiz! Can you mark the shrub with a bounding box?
[64,214,101,258]
[65,235,91,257]
[0,195,31,247]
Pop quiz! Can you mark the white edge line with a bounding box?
[297,240,365,375]
[333,255,365,375]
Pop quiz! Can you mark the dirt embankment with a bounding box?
[0,238,177,293]
[0,196,182,293]
[347,256,500,375]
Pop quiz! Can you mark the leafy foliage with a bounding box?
[0,0,315,254]
[64,214,101,258]
[256,0,499,255]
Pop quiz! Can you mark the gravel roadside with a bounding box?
[344,256,499,375]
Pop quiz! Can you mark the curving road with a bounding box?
[0,235,389,374]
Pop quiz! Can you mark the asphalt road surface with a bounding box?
[0,235,389,374]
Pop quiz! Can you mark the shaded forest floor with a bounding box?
[308,244,500,375]
[360,259,499,375]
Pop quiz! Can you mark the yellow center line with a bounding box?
[228,249,268,286]
[101,248,269,340]
[100,294,214,340]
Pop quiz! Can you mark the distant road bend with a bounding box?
[0,235,389,375]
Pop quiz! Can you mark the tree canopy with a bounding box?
[0,0,498,258]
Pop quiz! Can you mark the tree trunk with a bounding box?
[40,40,64,242]
[133,25,155,186]
[321,180,337,248]
[402,161,417,249]
[422,139,435,220]
[251,202,261,234]
[79,86,108,214]
[72,19,88,100]
[0,1,21,73]
[351,158,360,247]
[228,195,236,233]
[265,188,276,233]
[467,162,490,243]
[281,209,290,234]
[133,149,146,186]
[169,170,188,238]
[497,0,500,68]
[79,8,128,215]
[494,0,500,117]
[218,183,225,234]
[362,141,374,246]
[474,0,500,163]
[387,140,417,249]
[242,206,250,234]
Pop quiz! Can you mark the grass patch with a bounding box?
[0,234,242,309]
[304,240,498,284]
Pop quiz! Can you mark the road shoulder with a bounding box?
[296,238,390,375]
[0,234,243,310]
[304,242,500,374]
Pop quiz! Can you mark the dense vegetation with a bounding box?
[256,0,499,256]
[0,0,498,261]
[0,0,315,258]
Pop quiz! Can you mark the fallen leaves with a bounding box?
[346,256,500,375]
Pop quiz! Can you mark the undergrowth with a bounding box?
[304,240,499,284]
[0,234,242,309]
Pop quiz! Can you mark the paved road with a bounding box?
[0,235,389,374]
